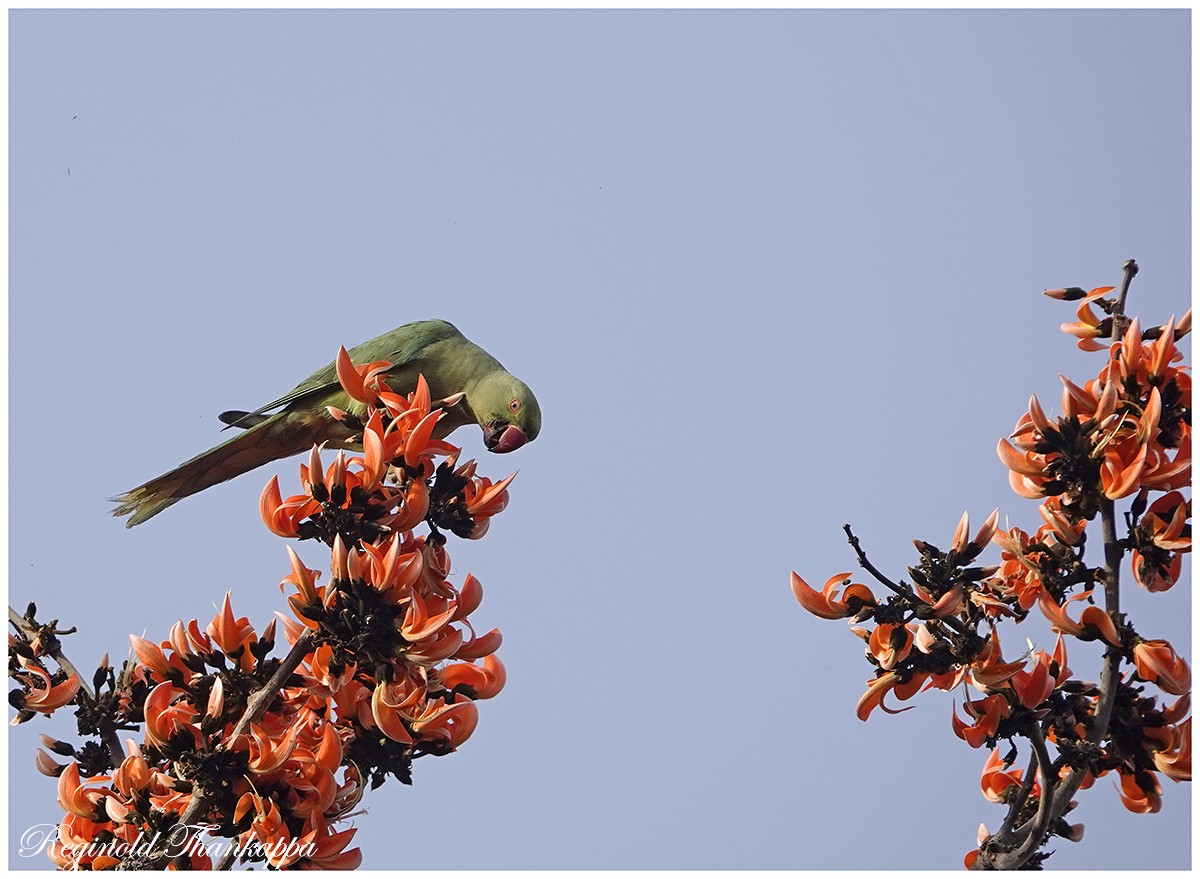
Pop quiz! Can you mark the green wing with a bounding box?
[232,319,463,421]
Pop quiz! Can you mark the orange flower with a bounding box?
[405,625,465,664]
[1131,490,1190,592]
[452,573,484,622]
[969,629,1026,688]
[1132,548,1183,593]
[1117,769,1162,814]
[381,477,432,533]
[296,815,363,870]
[1059,374,1101,421]
[462,472,517,538]
[440,655,507,700]
[1143,491,1191,551]
[1010,639,1070,709]
[129,632,190,682]
[967,584,1019,620]
[1059,286,1115,350]
[235,792,305,867]
[400,588,458,642]
[1132,639,1191,696]
[996,433,1050,499]
[206,593,259,672]
[855,671,927,721]
[953,508,999,557]
[358,409,403,488]
[401,407,456,472]
[283,547,332,628]
[867,623,914,671]
[989,526,1046,610]
[791,572,875,620]
[1098,428,1150,500]
[980,748,1034,803]
[953,694,1009,748]
[10,655,80,716]
[111,745,152,799]
[333,345,394,407]
[453,624,504,661]
[1037,591,1121,646]
[349,373,461,478]
[142,680,202,750]
[1139,434,1191,492]
[35,746,67,777]
[260,474,320,537]
[1037,496,1085,547]
[409,698,479,748]
[913,582,965,618]
[330,679,375,730]
[56,761,109,820]
[368,678,420,744]
[238,719,304,775]
[1153,717,1191,782]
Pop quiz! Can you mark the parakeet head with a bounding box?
[473,372,542,453]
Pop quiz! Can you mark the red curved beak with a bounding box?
[485,424,528,453]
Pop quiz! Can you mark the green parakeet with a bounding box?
[112,319,541,527]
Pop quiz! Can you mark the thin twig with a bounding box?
[842,525,973,637]
[230,628,316,739]
[214,845,239,871]
[8,605,127,767]
[9,605,93,699]
[842,525,912,597]
[1111,258,1138,341]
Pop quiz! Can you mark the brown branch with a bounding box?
[8,604,127,769]
[1007,723,1058,866]
[975,261,1141,869]
[214,843,239,871]
[995,751,1039,839]
[1111,258,1138,340]
[987,497,1128,869]
[9,605,92,699]
[999,499,1129,856]
[842,524,973,637]
[974,722,1059,870]
[1089,498,1124,739]
[230,628,316,739]
[1088,263,1133,743]
[842,524,912,597]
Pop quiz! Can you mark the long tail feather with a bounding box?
[111,411,338,527]
[218,409,270,430]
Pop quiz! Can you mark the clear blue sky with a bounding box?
[8,8,1191,870]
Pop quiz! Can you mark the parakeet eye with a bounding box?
[509,398,521,412]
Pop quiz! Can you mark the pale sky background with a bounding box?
[7,8,1191,870]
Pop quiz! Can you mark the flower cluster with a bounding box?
[279,533,504,789]
[16,349,513,869]
[43,597,362,869]
[792,267,1191,869]
[999,306,1190,519]
[9,608,82,723]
